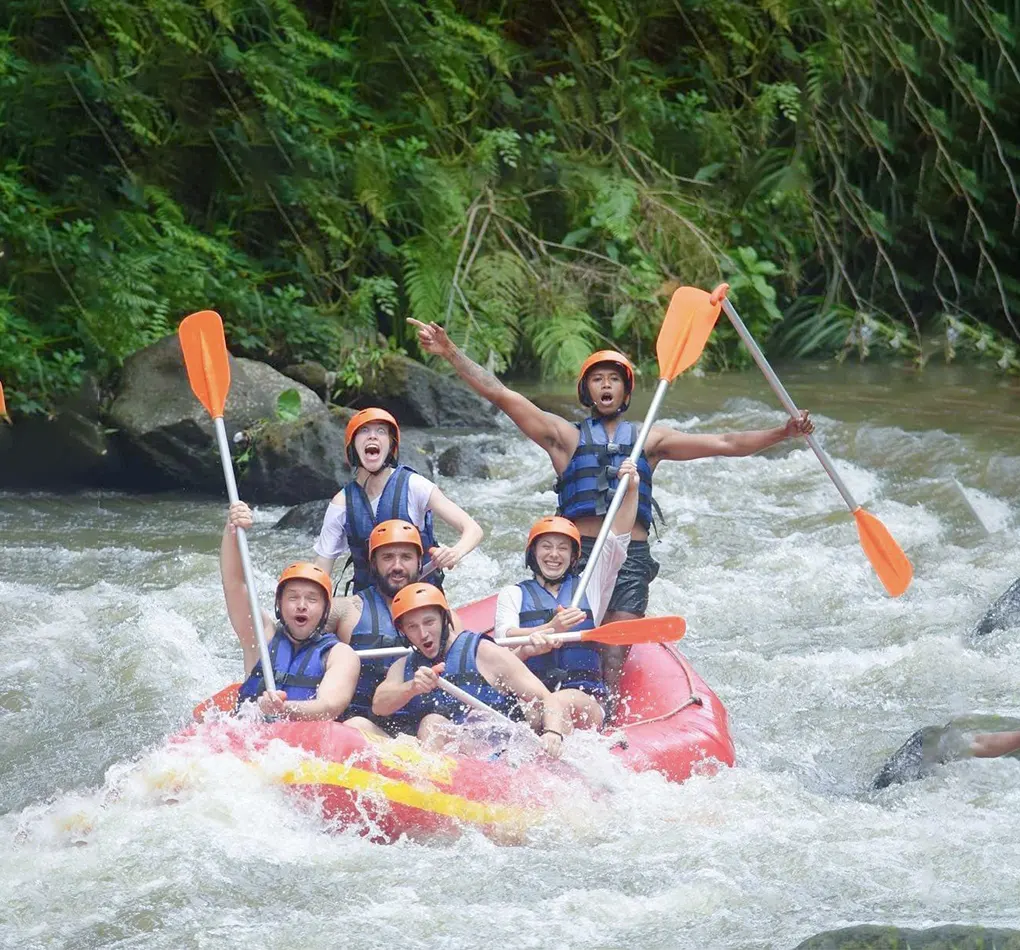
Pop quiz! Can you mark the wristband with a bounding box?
[542,729,563,738]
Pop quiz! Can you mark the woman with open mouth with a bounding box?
[312,408,483,595]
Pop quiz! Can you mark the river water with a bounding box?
[2,363,1019,949]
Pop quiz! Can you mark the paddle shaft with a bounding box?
[436,676,517,725]
[356,630,589,660]
[570,376,670,609]
[720,298,859,514]
[213,416,277,693]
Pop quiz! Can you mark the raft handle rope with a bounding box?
[615,642,702,732]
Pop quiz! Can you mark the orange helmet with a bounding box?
[345,408,400,467]
[576,350,635,407]
[368,519,423,557]
[527,515,581,551]
[275,562,333,628]
[390,583,450,627]
[525,516,581,574]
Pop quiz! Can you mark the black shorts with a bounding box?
[577,537,660,618]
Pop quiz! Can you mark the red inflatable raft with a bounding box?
[183,595,734,842]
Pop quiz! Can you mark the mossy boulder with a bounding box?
[348,352,498,429]
[793,925,1020,949]
[107,335,328,494]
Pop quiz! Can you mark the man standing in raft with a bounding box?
[223,503,361,720]
[372,585,570,757]
[312,408,483,593]
[410,321,814,697]
[494,459,640,731]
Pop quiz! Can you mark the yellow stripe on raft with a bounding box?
[280,759,540,831]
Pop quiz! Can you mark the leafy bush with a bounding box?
[2,0,1017,415]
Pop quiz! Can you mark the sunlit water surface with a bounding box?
[2,364,1019,949]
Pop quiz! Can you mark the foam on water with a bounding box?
[2,380,1020,948]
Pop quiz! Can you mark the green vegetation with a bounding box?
[2,0,1018,414]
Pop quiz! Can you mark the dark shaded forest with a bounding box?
[2,0,1018,414]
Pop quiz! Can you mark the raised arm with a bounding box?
[220,501,275,675]
[425,486,484,572]
[409,319,578,471]
[645,410,814,465]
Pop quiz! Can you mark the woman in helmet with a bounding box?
[372,585,569,757]
[312,407,483,595]
[494,459,639,730]
[411,322,813,697]
[222,502,361,720]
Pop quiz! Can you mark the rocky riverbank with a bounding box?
[0,335,501,501]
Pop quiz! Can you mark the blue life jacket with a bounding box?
[344,465,441,594]
[556,418,654,530]
[395,632,519,732]
[345,586,401,719]
[516,575,607,704]
[237,625,339,703]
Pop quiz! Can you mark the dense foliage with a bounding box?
[2,0,1018,413]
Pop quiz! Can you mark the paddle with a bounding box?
[354,614,687,660]
[569,286,723,608]
[193,683,242,722]
[0,379,10,424]
[178,309,278,691]
[434,674,517,725]
[711,283,914,597]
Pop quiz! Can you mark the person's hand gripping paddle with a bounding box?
[178,310,278,692]
[711,283,913,597]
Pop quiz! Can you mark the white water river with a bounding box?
[1,364,1019,949]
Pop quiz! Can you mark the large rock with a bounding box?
[273,497,333,534]
[348,353,499,429]
[437,437,510,479]
[282,361,332,400]
[794,925,1020,949]
[0,409,124,490]
[237,414,349,505]
[107,335,331,495]
[972,577,1020,638]
[871,714,1020,789]
[0,375,131,490]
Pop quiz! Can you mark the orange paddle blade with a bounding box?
[0,379,9,422]
[854,508,913,597]
[656,286,722,381]
[193,683,241,722]
[580,614,686,646]
[178,310,230,418]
